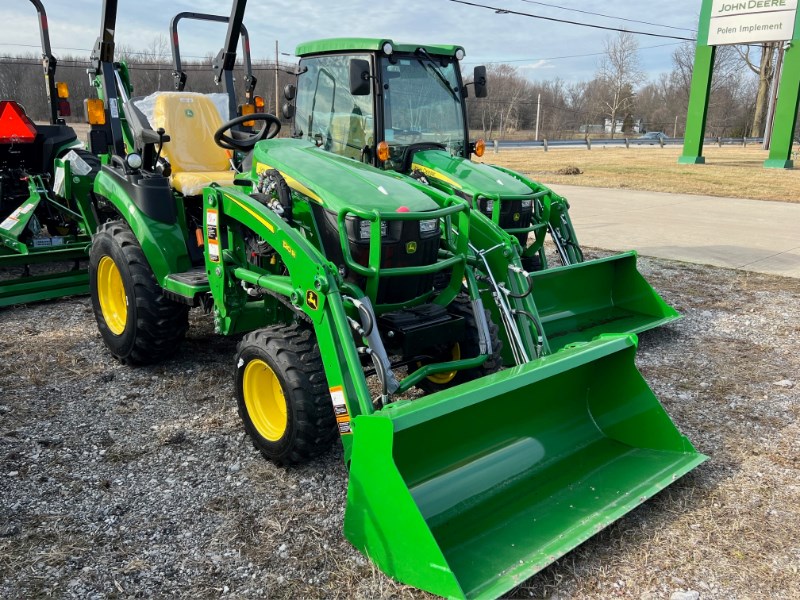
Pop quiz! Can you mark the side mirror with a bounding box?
[284,84,296,101]
[282,102,295,120]
[349,59,372,96]
[473,66,488,98]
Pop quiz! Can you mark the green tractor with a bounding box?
[86,2,705,598]
[283,38,680,350]
[0,0,104,307]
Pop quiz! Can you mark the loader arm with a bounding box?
[203,185,378,462]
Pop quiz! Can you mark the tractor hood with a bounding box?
[411,150,534,198]
[252,139,441,213]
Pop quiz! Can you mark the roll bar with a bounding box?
[28,0,60,125]
[170,11,256,118]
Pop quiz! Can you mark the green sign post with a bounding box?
[680,0,800,168]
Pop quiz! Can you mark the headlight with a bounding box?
[126,153,143,170]
[483,199,494,213]
[521,199,533,209]
[359,219,388,240]
[419,219,439,234]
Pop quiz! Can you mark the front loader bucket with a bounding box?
[529,251,680,352]
[344,335,706,600]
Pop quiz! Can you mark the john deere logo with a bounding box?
[513,213,521,222]
[306,290,319,310]
[185,109,194,118]
[406,241,418,254]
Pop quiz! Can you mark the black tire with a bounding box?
[521,253,543,272]
[71,149,102,178]
[417,295,503,394]
[89,220,189,365]
[235,324,338,465]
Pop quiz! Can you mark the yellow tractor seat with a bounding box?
[171,171,237,195]
[330,113,366,160]
[150,92,234,196]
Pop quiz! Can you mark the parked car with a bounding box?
[639,131,668,144]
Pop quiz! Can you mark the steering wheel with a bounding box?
[213,113,282,152]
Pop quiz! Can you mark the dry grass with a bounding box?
[477,145,800,202]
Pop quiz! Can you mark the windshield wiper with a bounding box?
[415,48,459,103]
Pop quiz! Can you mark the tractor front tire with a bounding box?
[235,324,338,466]
[417,295,503,394]
[89,220,189,365]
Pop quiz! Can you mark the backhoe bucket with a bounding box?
[344,335,705,600]
[530,251,680,352]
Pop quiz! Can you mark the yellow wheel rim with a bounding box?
[242,359,288,442]
[424,343,461,385]
[97,256,128,336]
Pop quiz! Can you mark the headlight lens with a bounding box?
[419,219,439,234]
[359,219,388,240]
[521,199,533,209]
[484,199,494,213]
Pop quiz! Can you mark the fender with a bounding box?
[93,168,192,283]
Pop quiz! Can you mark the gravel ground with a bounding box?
[1,255,798,599]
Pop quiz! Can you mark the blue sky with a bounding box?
[1,0,702,82]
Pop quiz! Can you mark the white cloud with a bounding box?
[1,0,700,83]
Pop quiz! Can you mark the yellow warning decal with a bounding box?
[330,386,352,434]
[411,163,463,190]
[207,239,220,263]
[206,208,219,241]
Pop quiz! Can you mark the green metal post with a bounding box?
[765,11,800,169]
[679,0,714,166]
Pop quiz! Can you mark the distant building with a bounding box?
[603,117,643,134]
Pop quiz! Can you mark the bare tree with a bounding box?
[596,31,644,138]
[735,42,778,136]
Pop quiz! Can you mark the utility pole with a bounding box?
[764,44,785,150]
[535,93,541,141]
[275,40,280,116]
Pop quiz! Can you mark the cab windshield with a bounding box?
[379,54,466,166]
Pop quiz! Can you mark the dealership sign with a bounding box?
[708,0,798,44]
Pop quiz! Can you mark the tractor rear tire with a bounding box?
[89,220,189,365]
[235,324,338,466]
[521,253,542,272]
[417,295,503,394]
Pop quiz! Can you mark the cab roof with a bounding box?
[295,38,464,59]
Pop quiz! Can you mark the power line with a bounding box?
[0,42,298,62]
[445,0,696,41]
[0,41,210,60]
[0,56,299,75]
[462,41,685,65]
[516,0,696,33]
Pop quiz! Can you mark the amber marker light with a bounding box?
[377,141,390,162]
[56,82,69,99]
[240,103,255,127]
[254,96,265,112]
[474,139,486,157]
[84,98,106,125]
